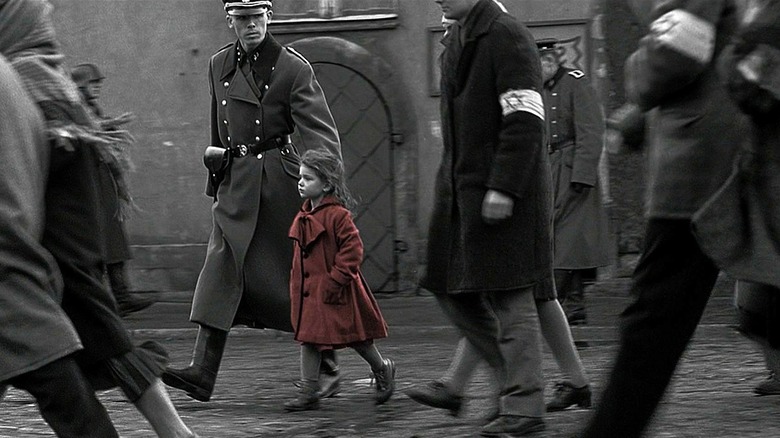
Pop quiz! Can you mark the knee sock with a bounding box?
[353,342,384,372]
[301,345,321,383]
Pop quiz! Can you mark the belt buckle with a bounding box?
[235,144,248,157]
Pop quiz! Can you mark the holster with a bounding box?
[203,146,230,197]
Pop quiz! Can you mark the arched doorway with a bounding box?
[289,37,412,293]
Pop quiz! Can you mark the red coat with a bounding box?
[288,197,387,346]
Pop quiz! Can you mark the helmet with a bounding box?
[71,63,105,87]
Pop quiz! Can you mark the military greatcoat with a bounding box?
[543,66,612,269]
[190,34,341,332]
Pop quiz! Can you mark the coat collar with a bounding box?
[289,197,341,249]
[544,66,567,90]
[460,0,504,45]
[218,33,283,84]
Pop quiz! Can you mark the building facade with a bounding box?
[50,0,634,297]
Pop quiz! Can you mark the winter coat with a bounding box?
[543,66,612,269]
[420,0,553,294]
[625,0,748,219]
[0,56,82,381]
[693,0,780,289]
[191,34,341,331]
[289,197,387,346]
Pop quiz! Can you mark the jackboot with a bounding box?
[162,325,227,401]
[284,379,320,412]
[107,262,155,317]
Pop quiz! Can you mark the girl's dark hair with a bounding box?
[300,148,358,211]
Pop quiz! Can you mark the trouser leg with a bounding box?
[9,356,118,438]
[582,219,719,438]
[436,288,544,417]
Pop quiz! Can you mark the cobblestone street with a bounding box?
[4,275,780,437]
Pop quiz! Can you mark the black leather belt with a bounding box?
[548,141,574,153]
[229,135,291,158]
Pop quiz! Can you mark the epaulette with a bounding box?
[285,46,311,66]
[567,70,585,79]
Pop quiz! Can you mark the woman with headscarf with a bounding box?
[0,1,197,436]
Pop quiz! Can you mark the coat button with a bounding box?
[227,136,231,142]
[223,81,229,88]
[256,153,263,160]
[304,272,310,278]
[264,85,269,90]
[221,100,227,106]
[255,119,260,125]
[303,291,310,297]
[223,120,228,125]
[255,136,260,141]
[303,252,309,259]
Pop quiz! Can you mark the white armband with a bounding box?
[651,9,715,65]
[499,89,544,120]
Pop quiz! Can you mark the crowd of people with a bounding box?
[2,0,779,436]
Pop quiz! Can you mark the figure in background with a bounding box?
[0,1,198,436]
[71,62,155,317]
[419,0,552,436]
[284,148,394,412]
[0,52,119,438]
[163,0,342,402]
[537,38,613,327]
[692,0,780,397]
[581,1,748,437]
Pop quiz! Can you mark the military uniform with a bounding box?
[540,52,612,324]
[164,0,342,403]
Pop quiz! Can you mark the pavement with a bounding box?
[3,270,780,437]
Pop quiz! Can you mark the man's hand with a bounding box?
[482,189,514,224]
[570,182,592,194]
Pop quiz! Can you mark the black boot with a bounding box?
[162,325,227,401]
[564,270,588,325]
[107,262,155,317]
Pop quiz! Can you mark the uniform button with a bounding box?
[551,106,557,110]
[551,121,557,124]
[552,93,558,96]
[227,136,231,141]
[256,153,263,159]
[221,100,227,106]
[223,81,229,87]
[264,85,269,90]
[255,120,260,125]
[223,120,228,125]
[255,136,260,141]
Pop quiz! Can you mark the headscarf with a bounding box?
[0,0,82,106]
[0,0,138,219]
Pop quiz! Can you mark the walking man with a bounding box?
[422,0,552,435]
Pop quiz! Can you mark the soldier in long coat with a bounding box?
[420,0,552,435]
[163,0,342,402]
[538,39,612,325]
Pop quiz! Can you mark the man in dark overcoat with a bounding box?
[421,0,553,436]
[537,39,612,326]
[581,0,749,436]
[163,0,342,402]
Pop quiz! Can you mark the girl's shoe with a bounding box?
[373,358,396,405]
[284,380,320,412]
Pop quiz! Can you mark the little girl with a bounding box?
[285,148,395,411]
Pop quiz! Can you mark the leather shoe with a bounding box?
[480,415,545,437]
[406,380,463,416]
[546,381,591,411]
